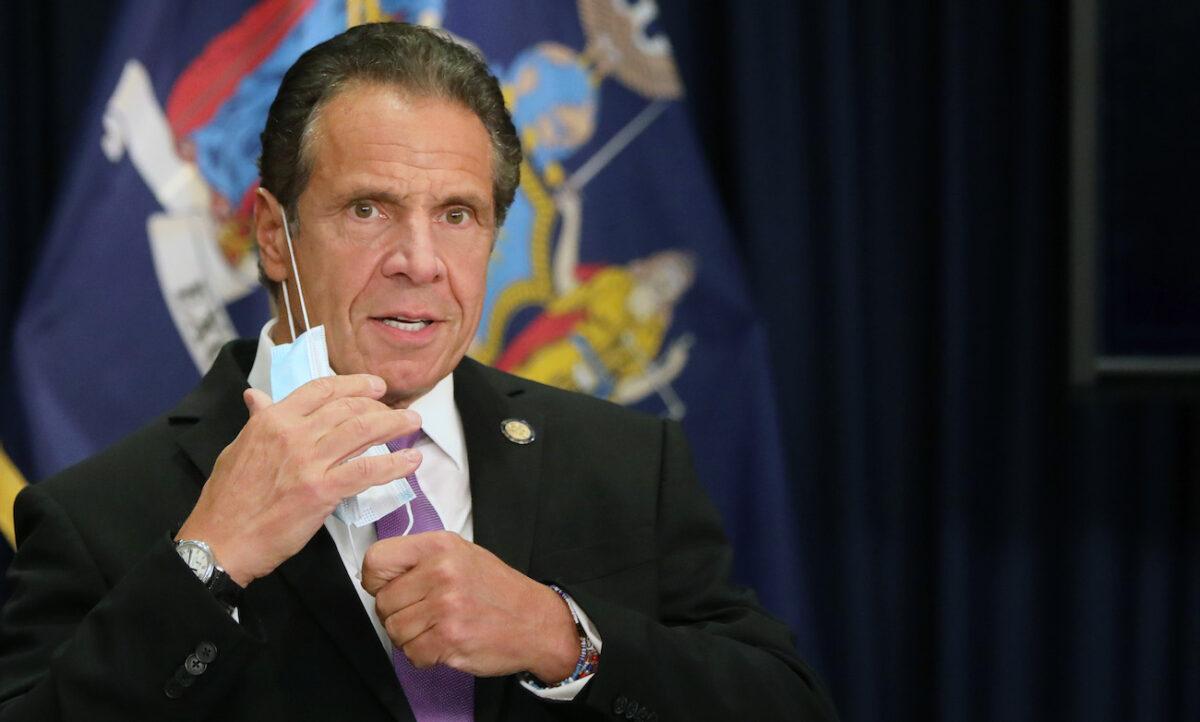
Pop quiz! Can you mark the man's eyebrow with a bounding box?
[337,189,492,213]
[339,188,405,206]
[441,193,492,212]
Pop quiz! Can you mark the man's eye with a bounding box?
[352,202,377,219]
[445,208,471,225]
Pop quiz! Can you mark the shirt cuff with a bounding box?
[518,591,603,701]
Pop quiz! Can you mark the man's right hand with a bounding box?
[175,374,421,586]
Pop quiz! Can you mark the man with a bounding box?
[0,23,836,721]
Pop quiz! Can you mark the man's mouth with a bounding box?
[378,317,432,332]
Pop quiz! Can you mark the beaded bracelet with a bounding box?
[523,584,600,689]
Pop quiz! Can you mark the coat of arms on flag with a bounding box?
[472,2,696,418]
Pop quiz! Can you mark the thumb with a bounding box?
[243,387,273,416]
[361,536,423,595]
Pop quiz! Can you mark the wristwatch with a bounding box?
[174,539,245,613]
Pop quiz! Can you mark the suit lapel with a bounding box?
[171,341,411,721]
[454,358,546,722]
[454,357,544,576]
[275,533,412,720]
[171,341,254,482]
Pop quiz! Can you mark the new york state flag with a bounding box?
[1,0,814,640]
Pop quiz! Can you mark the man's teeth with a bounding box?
[381,318,430,331]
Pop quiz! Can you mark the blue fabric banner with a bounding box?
[4,0,812,640]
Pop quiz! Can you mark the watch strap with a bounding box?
[207,567,245,612]
[174,538,245,613]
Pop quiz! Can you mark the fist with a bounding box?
[362,531,580,681]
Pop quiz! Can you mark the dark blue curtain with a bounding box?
[0,0,125,602]
[660,2,1200,721]
[3,3,1198,720]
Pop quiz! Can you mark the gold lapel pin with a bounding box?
[501,418,535,445]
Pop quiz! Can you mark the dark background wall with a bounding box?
[2,2,1197,720]
[665,2,1199,720]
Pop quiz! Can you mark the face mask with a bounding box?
[269,207,416,527]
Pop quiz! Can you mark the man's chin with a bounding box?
[379,389,428,409]
[377,372,441,409]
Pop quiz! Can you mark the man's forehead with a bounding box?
[310,83,487,149]
[300,85,494,198]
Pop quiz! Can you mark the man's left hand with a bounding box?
[361,531,580,681]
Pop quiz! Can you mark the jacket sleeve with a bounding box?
[0,484,264,722]
[556,420,839,721]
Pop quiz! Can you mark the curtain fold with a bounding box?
[662,2,1198,721]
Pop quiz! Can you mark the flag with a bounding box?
[3,0,814,642]
[0,448,23,550]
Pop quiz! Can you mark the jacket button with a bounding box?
[184,653,207,675]
[173,667,196,688]
[195,641,218,664]
[163,679,185,699]
[613,695,627,714]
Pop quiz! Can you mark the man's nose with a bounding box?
[381,219,443,284]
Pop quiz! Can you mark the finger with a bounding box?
[276,374,387,416]
[382,600,439,658]
[401,610,469,671]
[314,408,422,467]
[373,571,433,620]
[362,536,422,595]
[326,445,422,501]
[243,388,273,416]
[305,394,392,433]
[361,533,451,594]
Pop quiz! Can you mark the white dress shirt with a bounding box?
[246,320,598,701]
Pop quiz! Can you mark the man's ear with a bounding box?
[254,187,290,284]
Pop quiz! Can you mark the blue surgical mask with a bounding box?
[269,206,415,527]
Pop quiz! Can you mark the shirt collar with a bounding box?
[246,319,465,471]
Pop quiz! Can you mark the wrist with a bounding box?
[173,537,246,612]
[526,583,584,683]
[524,584,600,687]
[176,522,254,587]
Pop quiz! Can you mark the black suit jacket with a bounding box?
[0,341,836,721]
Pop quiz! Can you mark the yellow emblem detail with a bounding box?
[501,419,536,444]
[346,0,385,27]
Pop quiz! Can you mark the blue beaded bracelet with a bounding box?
[523,584,600,688]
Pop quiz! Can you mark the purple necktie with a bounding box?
[374,431,474,721]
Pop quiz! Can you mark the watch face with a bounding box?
[177,542,213,582]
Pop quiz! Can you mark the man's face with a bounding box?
[264,84,495,407]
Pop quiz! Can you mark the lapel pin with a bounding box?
[501,418,535,445]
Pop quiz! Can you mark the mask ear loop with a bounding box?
[280,278,297,343]
[402,498,415,536]
[280,207,311,340]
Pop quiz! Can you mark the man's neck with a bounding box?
[268,314,294,346]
